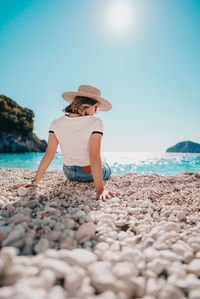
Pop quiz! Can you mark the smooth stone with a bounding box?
[60,237,75,249]
[114,219,128,227]
[26,200,39,209]
[6,205,15,213]
[102,250,121,263]
[146,278,165,296]
[76,276,95,297]
[89,271,118,293]
[110,241,120,252]
[128,208,142,215]
[120,247,144,264]
[144,247,160,261]
[2,232,24,248]
[72,210,86,220]
[177,210,187,221]
[188,259,200,276]
[112,261,139,278]
[94,242,109,251]
[15,275,52,290]
[158,284,185,299]
[0,246,18,263]
[67,207,80,215]
[147,258,168,275]
[17,186,28,196]
[43,249,60,259]
[34,238,50,253]
[22,208,32,215]
[13,284,47,299]
[125,235,141,247]
[143,237,155,248]
[0,286,15,299]
[92,275,134,298]
[107,231,118,240]
[176,273,200,290]
[130,276,145,297]
[61,218,75,229]
[86,290,118,299]
[41,270,57,290]
[172,240,194,262]
[166,262,186,279]
[1,210,9,217]
[46,231,60,241]
[48,286,67,299]
[64,266,86,294]
[76,222,96,244]
[163,222,180,233]
[142,269,157,279]
[159,250,180,262]
[187,237,200,252]
[146,278,166,299]
[88,261,112,277]
[2,264,26,285]
[189,288,200,299]
[148,226,162,239]
[0,226,12,242]
[196,251,200,258]
[135,224,151,234]
[118,231,128,241]
[38,258,72,279]
[60,248,97,267]
[8,214,29,225]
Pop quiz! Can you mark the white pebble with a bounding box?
[17,186,28,196]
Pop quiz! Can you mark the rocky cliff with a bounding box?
[166,141,200,153]
[0,95,47,153]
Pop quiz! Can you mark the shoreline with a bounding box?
[0,168,200,298]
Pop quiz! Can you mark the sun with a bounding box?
[106,1,133,35]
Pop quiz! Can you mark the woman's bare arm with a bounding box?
[34,133,58,184]
[89,133,104,195]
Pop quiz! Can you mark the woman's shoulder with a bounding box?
[53,115,67,121]
[50,115,66,126]
[90,115,102,121]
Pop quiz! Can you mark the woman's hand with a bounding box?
[96,189,115,200]
[26,182,38,187]
[12,182,38,189]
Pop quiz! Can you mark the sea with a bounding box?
[0,152,200,176]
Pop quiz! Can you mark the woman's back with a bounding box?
[49,114,103,166]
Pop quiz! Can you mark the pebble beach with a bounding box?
[0,168,200,299]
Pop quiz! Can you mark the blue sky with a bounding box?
[0,0,200,152]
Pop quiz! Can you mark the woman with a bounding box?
[29,85,114,200]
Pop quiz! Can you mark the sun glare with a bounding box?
[106,1,133,35]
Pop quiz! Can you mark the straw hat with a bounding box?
[61,85,112,112]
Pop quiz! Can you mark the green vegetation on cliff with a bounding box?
[0,95,34,136]
[0,95,47,153]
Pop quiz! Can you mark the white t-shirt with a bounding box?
[49,114,103,166]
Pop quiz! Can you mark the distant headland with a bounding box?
[166,141,200,153]
[0,95,47,153]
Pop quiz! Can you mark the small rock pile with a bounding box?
[0,194,97,255]
[0,168,200,299]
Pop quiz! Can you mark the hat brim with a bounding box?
[61,91,112,112]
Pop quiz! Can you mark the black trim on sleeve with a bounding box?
[92,131,103,136]
[49,130,55,133]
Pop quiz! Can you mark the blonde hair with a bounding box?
[64,96,99,116]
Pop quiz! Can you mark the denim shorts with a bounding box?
[63,161,112,182]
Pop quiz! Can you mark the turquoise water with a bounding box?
[0,152,200,176]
